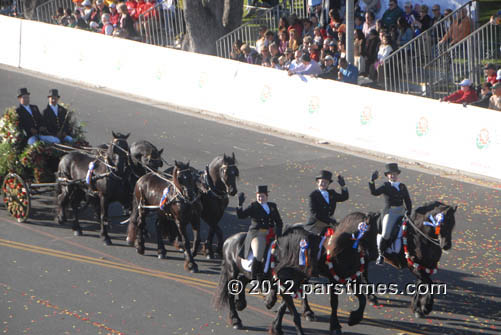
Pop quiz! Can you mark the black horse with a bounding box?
[266,212,379,335]
[126,160,203,272]
[200,153,239,259]
[55,132,131,245]
[364,201,457,318]
[213,227,321,335]
[129,140,164,177]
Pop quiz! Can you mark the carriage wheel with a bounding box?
[2,173,31,223]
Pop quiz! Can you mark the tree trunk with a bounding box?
[183,0,243,56]
[20,0,50,20]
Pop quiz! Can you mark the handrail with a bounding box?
[138,0,185,48]
[216,5,280,58]
[381,0,478,95]
[423,21,500,99]
[35,0,74,23]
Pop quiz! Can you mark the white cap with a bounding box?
[324,55,334,62]
[459,79,472,86]
[82,0,91,6]
[497,69,501,81]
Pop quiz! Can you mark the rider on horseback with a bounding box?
[303,170,349,235]
[237,185,283,283]
[369,163,412,265]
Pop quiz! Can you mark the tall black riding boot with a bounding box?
[377,238,389,265]
[251,260,264,283]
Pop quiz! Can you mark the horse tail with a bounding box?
[213,238,234,310]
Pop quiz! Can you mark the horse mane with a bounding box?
[412,201,450,223]
[172,165,183,193]
[332,212,370,258]
[274,227,321,277]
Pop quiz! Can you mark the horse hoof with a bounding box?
[414,312,424,319]
[232,321,243,330]
[104,239,112,246]
[206,254,214,260]
[330,329,342,335]
[137,248,145,255]
[270,327,284,335]
[304,312,315,322]
[190,266,199,274]
[158,254,166,260]
[265,294,277,310]
[73,230,82,236]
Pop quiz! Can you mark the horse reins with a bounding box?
[404,213,444,249]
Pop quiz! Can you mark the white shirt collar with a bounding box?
[50,104,58,116]
[390,181,400,191]
[22,104,32,115]
[260,202,270,214]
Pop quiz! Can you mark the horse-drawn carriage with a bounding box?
[0,105,88,222]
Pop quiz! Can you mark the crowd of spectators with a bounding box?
[230,1,473,85]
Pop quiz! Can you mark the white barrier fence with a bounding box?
[1,16,500,181]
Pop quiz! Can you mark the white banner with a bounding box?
[1,16,500,180]
[0,16,21,67]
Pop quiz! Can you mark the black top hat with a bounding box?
[48,89,60,98]
[256,185,268,194]
[17,88,30,97]
[315,170,333,182]
[384,163,401,175]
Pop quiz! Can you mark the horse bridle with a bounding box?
[404,211,447,249]
[216,163,238,196]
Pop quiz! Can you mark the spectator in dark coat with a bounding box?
[467,82,493,109]
[364,29,380,74]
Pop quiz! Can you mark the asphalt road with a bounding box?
[0,66,500,335]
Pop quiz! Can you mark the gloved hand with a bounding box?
[371,170,379,181]
[337,175,346,187]
[238,192,246,206]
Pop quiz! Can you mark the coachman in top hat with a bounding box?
[42,89,74,143]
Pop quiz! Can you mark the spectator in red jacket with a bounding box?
[109,3,120,27]
[440,79,478,104]
[125,0,137,20]
[484,63,499,85]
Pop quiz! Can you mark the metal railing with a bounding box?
[424,21,501,99]
[138,0,185,48]
[35,0,74,24]
[381,0,478,95]
[216,5,280,58]
[286,0,307,18]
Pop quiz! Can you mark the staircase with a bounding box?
[380,0,478,96]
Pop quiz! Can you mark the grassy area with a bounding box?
[478,0,500,24]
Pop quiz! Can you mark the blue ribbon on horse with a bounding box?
[352,222,369,249]
[159,186,171,210]
[299,239,309,266]
[86,161,95,184]
[423,213,444,235]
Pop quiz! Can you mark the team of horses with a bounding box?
[53,132,458,335]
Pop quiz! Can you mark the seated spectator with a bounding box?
[241,44,258,64]
[382,0,403,29]
[326,10,345,38]
[125,0,137,19]
[354,29,366,74]
[52,7,65,24]
[439,8,472,46]
[288,28,300,51]
[355,15,364,30]
[309,42,321,61]
[73,9,88,29]
[269,42,281,58]
[116,3,139,39]
[363,11,377,38]
[257,47,271,65]
[364,29,380,74]
[302,35,313,50]
[303,18,314,39]
[278,16,289,32]
[289,49,303,71]
[134,0,146,20]
[288,54,322,76]
[81,0,94,23]
[109,3,120,27]
[431,4,443,26]
[90,13,113,34]
[288,13,303,41]
[468,82,492,109]
[339,41,346,59]
[403,1,417,27]
[278,55,288,69]
[360,0,381,16]
[230,40,245,62]
[60,8,73,26]
[283,47,294,69]
[489,83,501,111]
[278,29,289,54]
[271,56,281,70]
[484,64,498,85]
[265,30,276,47]
[375,19,383,33]
[318,55,338,80]
[313,26,323,45]
[397,16,413,47]
[440,79,478,104]
[338,58,359,84]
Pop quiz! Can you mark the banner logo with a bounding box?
[476,128,490,150]
[308,96,320,114]
[260,85,272,103]
[360,106,373,125]
[416,117,429,137]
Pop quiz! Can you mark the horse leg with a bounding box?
[411,278,424,318]
[348,291,366,326]
[55,185,69,225]
[156,216,167,259]
[126,198,138,246]
[215,224,225,257]
[135,207,146,255]
[99,196,112,246]
[228,289,243,329]
[190,217,201,259]
[361,262,378,306]
[235,276,249,311]
[206,223,216,259]
[418,276,434,316]
[282,293,305,335]
[177,221,198,273]
[329,287,342,335]
[301,291,316,322]
[70,193,83,236]
[269,300,287,335]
